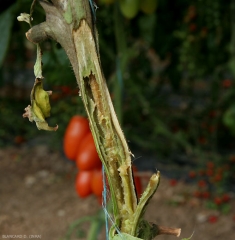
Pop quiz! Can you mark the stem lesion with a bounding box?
[82,73,124,224]
[86,72,136,226]
[73,17,138,231]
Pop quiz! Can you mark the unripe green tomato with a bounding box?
[98,0,115,4]
[119,0,140,19]
[140,0,157,14]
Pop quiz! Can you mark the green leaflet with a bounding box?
[0,4,16,67]
[34,44,43,78]
[63,1,73,24]
[23,78,58,131]
[223,105,235,135]
[112,233,142,240]
[181,231,194,240]
[130,172,160,238]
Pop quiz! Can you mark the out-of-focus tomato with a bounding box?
[222,79,232,88]
[14,135,25,144]
[96,196,103,205]
[208,215,218,223]
[91,169,104,197]
[140,0,157,14]
[76,132,102,170]
[222,194,230,203]
[132,166,142,198]
[63,116,90,161]
[99,0,115,4]
[75,171,93,198]
[119,0,140,19]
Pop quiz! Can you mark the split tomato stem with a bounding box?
[18,0,181,239]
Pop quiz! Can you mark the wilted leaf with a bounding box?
[17,13,31,24]
[23,78,58,131]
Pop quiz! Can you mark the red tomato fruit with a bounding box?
[63,116,90,161]
[198,180,207,188]
[60,86,72,94]
[222,194,230,203]
[229,155,235,162]
[188,171,196,178]
[75,171,93,198]
[206,169,213,177]
[76,132,102,170]
[132,166,142,198]
[14,135,25,144]
[207,161,214,169]
[213,173,222,182]
[202,191,210,199]
[222,79,232,88]
[169,179,178,187]
[189,23,197,32]
[91,169,104,197]
[214,197,222,205]
[194,191,202,198]
[97,196,103,205]
[208,215,218,223]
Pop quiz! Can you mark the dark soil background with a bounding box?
[0,144,235,240]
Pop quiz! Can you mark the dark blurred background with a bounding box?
[1,0,235,188]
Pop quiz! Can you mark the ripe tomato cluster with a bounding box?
[187,158,234,214]
[64,115,142,203]
[63,116,103,201]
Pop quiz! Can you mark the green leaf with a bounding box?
[223,106,235,135]
[34,44,43,78]
[205,200,218,210]
[221,203,231,215]
[138,14,157,44]
[0,4,16,67]
[112,233,142,240]
[181,231,194,240]
[228,58,235,77]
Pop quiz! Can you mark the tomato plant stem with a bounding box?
[20,0,181,239]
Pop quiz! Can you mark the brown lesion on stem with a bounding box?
[88,73,138,218]
[88,73,106,124]
[87,73,125,210]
